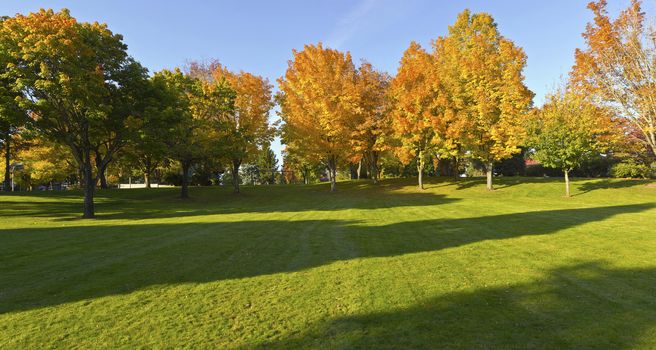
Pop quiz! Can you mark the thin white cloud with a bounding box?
[325,0,378,49]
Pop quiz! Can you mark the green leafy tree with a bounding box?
[155,69,201,199]
[157,68,235,198]
[93,60,149,189]
[0,16,26,192]
[528,90,620,197]
[124,75,184,188]
[0,9,145,217]
[257,145,279,185]
[0,89,24,192]
[240,163,260,185]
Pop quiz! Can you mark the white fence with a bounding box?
[117,183,174,189]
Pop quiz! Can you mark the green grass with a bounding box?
[1,177,655,349]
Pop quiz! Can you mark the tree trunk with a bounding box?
[369,153,378,185]
[82,157,95,219]
[144,158,152,189]
[77,125,96,218]
[3,136,10,192]
[417,150,425,190]
[349,163,357,180]
[452,156,459,181]
[78,168,84,189]
[180,159,190,199]
[357,159,362,179]
[98,170,108,189]
[232,158,241,194]
[328,156,337,192]
[564,169,571,197]
[486,162,494,191]
[94,150,108,189]
[330,168,337,192]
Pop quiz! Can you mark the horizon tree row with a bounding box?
[0,9,274,218]
[1,1,655,219]
[279,2,654,196]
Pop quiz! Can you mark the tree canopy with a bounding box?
[278,43,359,192]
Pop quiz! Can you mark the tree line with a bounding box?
[278,2,653,195]
[0,10,275,217]
[1,1,654,218]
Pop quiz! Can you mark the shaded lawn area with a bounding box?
[0,177,655,348]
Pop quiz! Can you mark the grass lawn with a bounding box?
[1,177,655,349]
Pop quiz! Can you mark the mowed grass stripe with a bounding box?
[0,177,655,348]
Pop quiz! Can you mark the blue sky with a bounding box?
[0,0,636,157]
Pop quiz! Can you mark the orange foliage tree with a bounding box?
[278,43,358,192]
[350,61,390,184]
[389,42,440,189]
[211,66,275,193]
[572,0,656,159]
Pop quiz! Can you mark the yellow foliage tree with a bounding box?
[278,43,358,192]
[16,138,75,190]
[436,10,533,190]
[350,61,390,184]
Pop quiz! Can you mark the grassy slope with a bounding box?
[0,177,655,349]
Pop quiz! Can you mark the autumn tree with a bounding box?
[192,76,237,191]
[281,150,297,184]
[389,42,439,190]
[15,137,76,190]
[528,90,620,197]
[432,29,471,180]
[281,147,315,185]
[573,0,656,160]
[0,9,147,217]
[436,10,533,191]
[351,61,390,184]
[278,43,358,192]
[210,66,274,193]
[156,68,234,199]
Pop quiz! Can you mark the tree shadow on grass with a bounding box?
[453,177,485,190]
[454,176,555,190]
[0,184,458,221]
[0,203,651,315]
[248,261,656,349]
[575,178,654,196]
